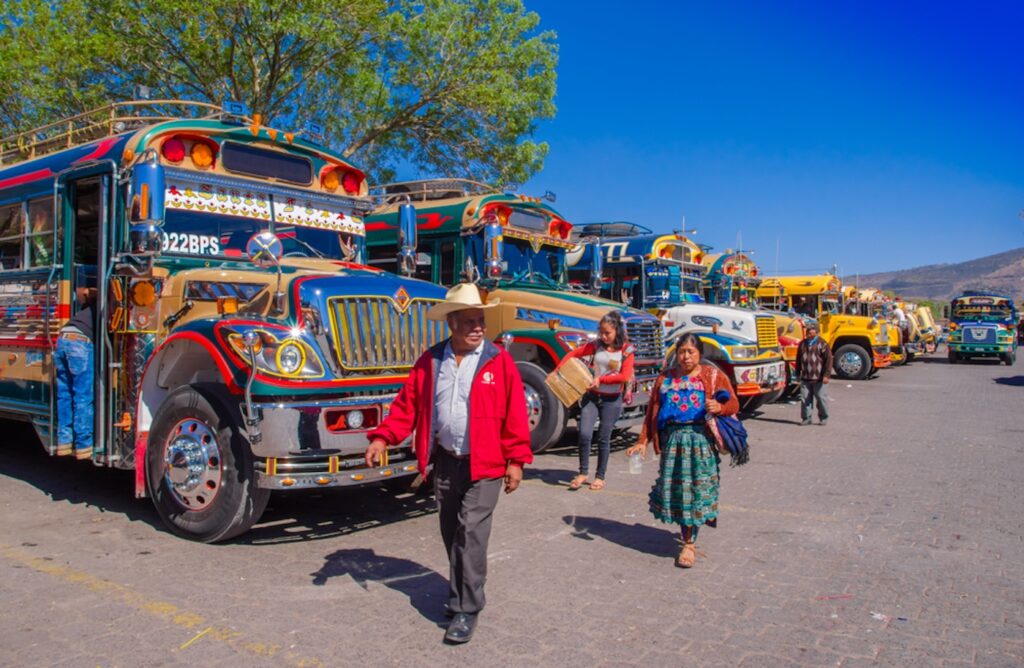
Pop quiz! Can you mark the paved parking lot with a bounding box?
[2,353,1023,667]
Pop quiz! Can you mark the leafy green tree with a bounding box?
[0,0,557,184]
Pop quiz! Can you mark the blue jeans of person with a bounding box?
[799,380,829,422]
[55,336,94,451]
[577,392,623,480]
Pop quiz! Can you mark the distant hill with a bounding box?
[845,247,1024,301]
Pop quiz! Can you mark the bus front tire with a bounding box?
[146,385,269,543]
[833,344,871,380]
[1002,351,1016,366]
[516,362,566,454]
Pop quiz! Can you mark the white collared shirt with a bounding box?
[433,340,484,456]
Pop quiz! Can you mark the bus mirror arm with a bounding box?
[242,331,262,445]
[163,300,194,329]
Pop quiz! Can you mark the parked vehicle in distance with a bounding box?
[946,291,1017,365]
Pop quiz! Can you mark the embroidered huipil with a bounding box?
[656,373,707,430]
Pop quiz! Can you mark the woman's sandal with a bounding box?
[675,542,697,568]
[590,479,605,491]
[568,474,588,490]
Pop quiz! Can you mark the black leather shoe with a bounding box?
[444,612,478,644]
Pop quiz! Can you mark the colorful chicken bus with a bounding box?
[0,101,447,542]
[756,275,892,380]
[702,251,761,307]
[565,223,706,308]
[848,289,909,366]
[947,291,1017,365]
[564,227,784,412]
[364,181,665,452]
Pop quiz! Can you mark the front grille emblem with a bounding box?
[393,286,412,313]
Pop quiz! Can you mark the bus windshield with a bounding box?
[952,304,1014,323]
[502,238,567,288]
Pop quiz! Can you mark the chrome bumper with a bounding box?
[243,395,403,458]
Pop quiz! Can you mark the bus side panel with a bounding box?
[0,270,63,428]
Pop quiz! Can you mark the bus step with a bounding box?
[31,417,55,455]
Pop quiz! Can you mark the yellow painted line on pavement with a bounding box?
[0,543,324,667]
[522,478,837,522]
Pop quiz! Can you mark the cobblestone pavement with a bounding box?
[1,352,1022,667]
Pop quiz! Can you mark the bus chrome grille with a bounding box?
[329,297,447,372]
[756,316,779,349]
[625,317,663,361]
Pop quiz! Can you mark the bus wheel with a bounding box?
[947,350,958,364]
[146,386,269,543]
[833,344,871,380]
[517,362,566,454]
[1002,351,1016,366]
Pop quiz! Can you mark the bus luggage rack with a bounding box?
[372,179,497,204]
[0,100,239,166]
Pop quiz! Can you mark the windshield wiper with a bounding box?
[289,236,326,259]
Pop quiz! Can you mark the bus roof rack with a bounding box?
[372,178,496,204]
[574,222,653,238]
[0,100,244,166]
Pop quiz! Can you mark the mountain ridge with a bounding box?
[843,247,1024,301]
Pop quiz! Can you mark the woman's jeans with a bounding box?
[577,392,623,480]
[55,337,94,450]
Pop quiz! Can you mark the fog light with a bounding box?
[346,410,365,429]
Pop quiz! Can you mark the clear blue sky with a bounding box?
[520,1,1024,275]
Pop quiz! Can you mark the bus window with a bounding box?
[0,203,23,270]
[71,180,101,266]
[367,244,398,273]
[438,242,456,285]
[27,198,55,267]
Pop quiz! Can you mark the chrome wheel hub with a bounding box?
[837,352,864,377]
[522,384,543,431]
[163,418,222,511]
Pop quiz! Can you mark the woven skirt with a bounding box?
[648,424,720,527]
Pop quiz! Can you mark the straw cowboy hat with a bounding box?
[426,283,500,320]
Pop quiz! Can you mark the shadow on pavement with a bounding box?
[994,375,1024,387]
[0,419,440,545]
[238,484,438,545]
[523,466,575,488]
[563,515,679,559]
[311,547,449,625]
[0,420,164,533]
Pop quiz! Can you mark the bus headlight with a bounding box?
[728,345,757,359]
[276,341,306,376]
[223,327,325,379]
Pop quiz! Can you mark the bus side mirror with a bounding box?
[129,158,166,255]
[397,202,418,277]
[483,215,503,279]
[246,231,283,269]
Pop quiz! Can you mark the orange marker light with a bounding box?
[130,281,157,307]
[322,170,340,192]
[191,142,214,168]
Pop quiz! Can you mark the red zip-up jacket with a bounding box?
[367,339,533,480]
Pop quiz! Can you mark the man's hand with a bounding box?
[365,438,388,468]
[823,376,830,384]
[504,463,523,494]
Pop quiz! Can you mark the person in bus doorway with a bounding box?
[796,320,833,426]
[365,283,532,645]
[558,311,635,491]
[55,286,96,459]
[625,333,739,568]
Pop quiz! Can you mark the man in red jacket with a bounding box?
[366,283,532,644]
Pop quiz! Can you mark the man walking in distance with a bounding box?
[796,320,833,426]
[365,283,532,644]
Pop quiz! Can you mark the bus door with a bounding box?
[54,169,114,461]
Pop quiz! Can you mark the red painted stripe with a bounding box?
[73,137,121,164]
[0,168,54,189]
[0,337,52,348]
[508,335,561,364]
